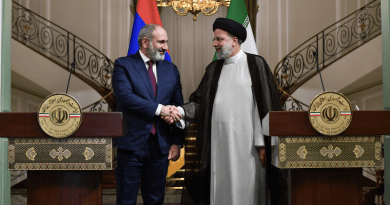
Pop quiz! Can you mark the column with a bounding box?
[382,0,390,204]
[0,0,12,204]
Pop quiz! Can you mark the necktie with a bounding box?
[147,60,157,135]
[147,60,156,97]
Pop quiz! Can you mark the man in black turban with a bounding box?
[164,17,287,205]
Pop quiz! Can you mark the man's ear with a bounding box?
[232,37,239,47]
[142,37,149,49]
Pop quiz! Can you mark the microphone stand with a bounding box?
[313,51,325,92]
[66,62,76,94]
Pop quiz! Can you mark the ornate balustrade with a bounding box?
[274,0,381,111]
[11,1,115,111]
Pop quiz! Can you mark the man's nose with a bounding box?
[162,42,168,50]
[213,40,218,47]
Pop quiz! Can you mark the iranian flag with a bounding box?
[213,0,258,60]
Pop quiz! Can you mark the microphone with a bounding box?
[313,51,325,92]
[66,62,76,94]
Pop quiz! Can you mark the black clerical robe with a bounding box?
[181,53,288,205]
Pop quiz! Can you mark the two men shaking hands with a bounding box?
[160,105,182,125]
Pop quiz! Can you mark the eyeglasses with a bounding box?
[212,37,225,42]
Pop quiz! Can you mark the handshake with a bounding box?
[160,105,182,125]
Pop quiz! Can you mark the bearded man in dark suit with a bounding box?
[112,24,184,205]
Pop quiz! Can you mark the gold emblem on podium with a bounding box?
[309,91,352,136]
[38,93,82,138]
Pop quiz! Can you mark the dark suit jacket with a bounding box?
[112,51,184,155]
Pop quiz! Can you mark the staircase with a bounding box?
[274,0,381,111]
[12,1,115,111]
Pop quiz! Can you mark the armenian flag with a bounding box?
[127,0,171,61]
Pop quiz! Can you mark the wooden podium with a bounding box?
[268,111,387,205]
[3,112,123,205]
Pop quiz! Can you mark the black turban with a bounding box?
[213,18,247,42]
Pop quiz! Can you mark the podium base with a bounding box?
[291,168,362,205]
[27,170,102,205]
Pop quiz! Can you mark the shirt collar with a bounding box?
[139,50,152,64]
[224,49,244,65]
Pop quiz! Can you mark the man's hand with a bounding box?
[161,105,181,124]
[168,144,180,161]
[258,147,266,166]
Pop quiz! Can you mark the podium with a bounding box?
[3,112,123,205]
[268,111,386,205]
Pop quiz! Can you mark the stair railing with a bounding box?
[11,1,116,111]
[274,0,381,111]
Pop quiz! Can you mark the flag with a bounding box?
[127,0,171,61]
[213,0,258,60]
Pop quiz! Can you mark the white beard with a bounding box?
[146,42,165,61]
[216,41,233,60]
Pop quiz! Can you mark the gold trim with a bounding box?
[375,142,382,160]
[309,91,352,136]
[26,147,37,161]
[279,143,286,162]
[285,160,376,168]
[12,163,108,170]
[83,147,95,160]
[284,136,375,143]
[37,93,83,139]
[49,147,71,161]
[353,145,364,158]
[320,145,341,159]
[297,146,308,159]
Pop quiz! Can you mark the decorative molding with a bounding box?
[106,0,111,58]
[11,84,47,99]
[46,0,51,24]
[278,0,282,61]
[362,89,383,110]
[344,80,382,97]
[354,145,364,158]
[26,148,37,161]
[320,145,342,159]
[83,147,95,160]
[9,138,116,170]
[11,96,21,112]
[26,100,39,112]
[119,0,123,56]
[286,0,289,54]
[99,0,103,53]
[278,136,381,168]
[50,147,71,161]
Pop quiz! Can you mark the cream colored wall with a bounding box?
[347,84,383,111]
[11,87,43,112]
[160,7,228,102]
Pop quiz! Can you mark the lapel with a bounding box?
[134,51,155,100]
[155,60,165,102]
